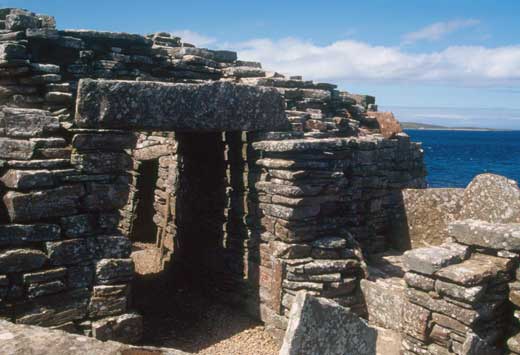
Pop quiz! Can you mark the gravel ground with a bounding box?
[133,271,280,355]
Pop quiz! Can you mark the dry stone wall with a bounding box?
[0,6,427,344]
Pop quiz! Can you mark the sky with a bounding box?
[3,0,520,129]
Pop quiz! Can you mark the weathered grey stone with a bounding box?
[60,214,95,238]
[434,253,512,286]
[60,29,151,46]
[292,259,359,275]
[0,138,35,160]
[269,240,312,259]
[14,288,89,326]
[72,133,136,150]
[83,183,128,211]
[27,280,66,298]
[2,107,59,138]
[3,185,85,222]
[75,79,288,131]
[0,169,55,189]
[91,313,143,343]
[0,249,47,273]
[0,319,188,354]
[23,267,66,284]
[434,279,485,303]
[0,224,60,246]
[449,219,520,251]
[280,291,376,355]
[46,239,95,266]
[0,41,26,59]
[94,236,132,259]
[88,285,128,318]
[67,264,94,289]
[71,152,132,174]
[404,272,435,291]
[462,332,501,355]
[399,188,464,249]
[459,173,520,223]
[402,245,467,275]
[360,278,404,331]
[401,301,430,341]
[311,236,347,249]
[95,259,133,285]
[5,14,40,31]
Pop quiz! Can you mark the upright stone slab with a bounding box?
[459,173,520,223]
[75,80,288,131]
[280,291,377,355]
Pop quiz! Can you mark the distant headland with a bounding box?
[401,121,506,131]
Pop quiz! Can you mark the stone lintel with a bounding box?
[75,79,288,132]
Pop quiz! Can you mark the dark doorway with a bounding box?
[131,159,159,243]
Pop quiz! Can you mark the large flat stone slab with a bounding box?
[459,173,520,223]
[450,219,520,251]
[75,79,288,132]
[0,319,188,354]
[280,291,377,355]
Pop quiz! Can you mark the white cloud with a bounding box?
[226,37,520,86]
[402,19,480,44]
[172,30,216,47]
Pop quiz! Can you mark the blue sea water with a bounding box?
[405,130,520,188]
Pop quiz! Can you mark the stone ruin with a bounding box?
[0,7,518,355]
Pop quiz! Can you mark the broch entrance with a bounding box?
[1,7,520,355]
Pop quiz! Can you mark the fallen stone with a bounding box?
[449,219,520,251]
[459,173,520,223]
[280,291,377,355]
[402,245,467,275]
[91,313,143,344]
[0,319,188,354]
[75,79,288,131]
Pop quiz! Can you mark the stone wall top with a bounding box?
[75,79,289,132]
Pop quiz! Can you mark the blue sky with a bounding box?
[4,0,520,128]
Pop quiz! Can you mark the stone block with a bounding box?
[0,138,35,160]
[0,169,55,189]
[88,285,128,318]
[72,133,137,150]
[60,214,96,238]
[2,107,59,138]
[459,173,520,223]
[27,280,66,298]
[91,312,143,344]
[280,291,377,355]
[360,278,404,331]
[83,183,128,211]
[3,185,85,222]
[449,219,520,251]
[402,245,467,275]
[46,239,95,266]
[71,152,132,174]
[0,248,47,273]
[401,301,430,341]
[5,14,40,31]
[95,258,133,285]
[15,288,89,327]
[0,224,60,246]
[434,253,513,286]
[75,79,288,132]
[23,267,67,284]
[94,235,132,259]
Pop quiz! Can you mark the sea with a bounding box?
[405,130,520,188]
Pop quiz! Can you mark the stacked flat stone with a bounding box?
[400,174,520,354]
[0,6,428,344]
[247,133,425,334]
